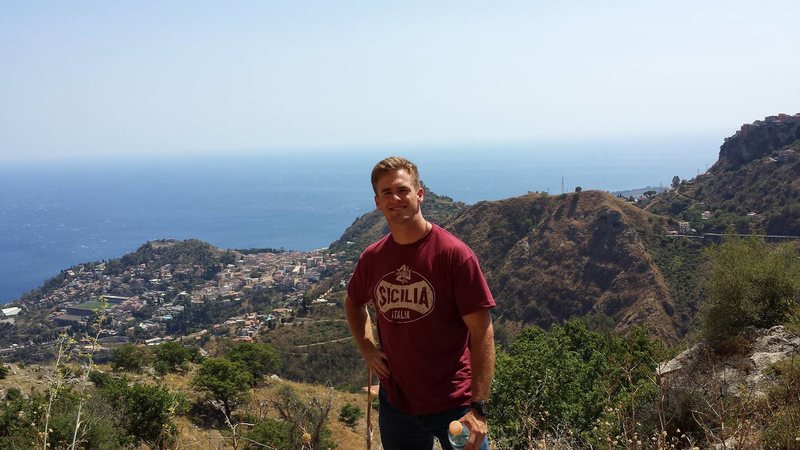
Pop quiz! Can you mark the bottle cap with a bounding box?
[448,420,463,435]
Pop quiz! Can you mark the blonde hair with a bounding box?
[370,156,420,194]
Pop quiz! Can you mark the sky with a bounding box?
[1,1,799,162]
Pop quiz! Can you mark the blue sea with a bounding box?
[0,135,721,304]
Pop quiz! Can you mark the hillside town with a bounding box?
[0,243,353,359]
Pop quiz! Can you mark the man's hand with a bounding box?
[359,338,390,379]
[345,295,391,378]
[457,409,487,450]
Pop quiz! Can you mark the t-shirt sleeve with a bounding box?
[347,254,371,306]
[452,253,495,316]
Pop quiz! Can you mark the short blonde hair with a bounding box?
[370,156,421,194]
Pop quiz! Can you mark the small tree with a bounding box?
[153,341,191,375]
[338,403,364,429]
[111,343,150,372]
[0,355,7,379]
[672,175,681,189]
[192,358,253,419]
[225,342,281,384]
[700,235,800,346]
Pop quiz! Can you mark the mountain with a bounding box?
[647,113,800,235]
[447,191,680,341]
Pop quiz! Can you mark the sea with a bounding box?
[0,135,722,304]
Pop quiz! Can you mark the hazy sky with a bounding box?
[1,1,798,162]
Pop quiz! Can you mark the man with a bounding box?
[345,156,495,450]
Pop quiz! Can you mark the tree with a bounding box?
[225,342,281,384]
[700,235,800,345]
[153,341,191,375]
[574,186,582,193]
[192,358,253,419]
[644,190,657,199]
[672,175,681,189]
[111,343,150,372]
[0,356,7,379]
[338,403,363,429]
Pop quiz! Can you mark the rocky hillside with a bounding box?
[648,113,800,235]
[715,113,800,171]
[448,191,679,341]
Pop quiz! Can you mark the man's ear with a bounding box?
[374,195,380,209]
[417,187,424,203]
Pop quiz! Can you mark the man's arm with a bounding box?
[344,294,390,378]
[459,308,495,450]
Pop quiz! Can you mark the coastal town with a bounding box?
[0,240,353,360]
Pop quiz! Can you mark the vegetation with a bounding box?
[192,357,253,418]
[338,402,364,429]
[111,343,151,372]
[700,235,800,346]
[246,418,293,449]
[492,321,666,448]
[153,341,192,375]
[225,341,282,383]
[90,372,188,448]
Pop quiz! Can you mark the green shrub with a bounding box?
[225,342,281,384]
[338,403,364,429]
[111,343,151,372]
[491,321,664,449]
[246,418,293,449]
[700,236,800,346]
[192,358,253,418]
[153,341,191,375]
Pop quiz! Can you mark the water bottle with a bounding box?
[448,420,470,449]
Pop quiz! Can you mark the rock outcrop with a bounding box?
[658,326,800,399]
[716,113,800,171]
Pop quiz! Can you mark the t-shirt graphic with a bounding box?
[374,264,435,323]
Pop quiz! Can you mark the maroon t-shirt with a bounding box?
[347,224,495,414]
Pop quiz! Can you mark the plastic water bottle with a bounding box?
[448,420,470,449]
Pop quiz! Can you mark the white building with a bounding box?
[1,307,21,317]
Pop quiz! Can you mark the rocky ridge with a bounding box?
[716,113,800,171]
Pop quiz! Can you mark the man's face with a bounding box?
[373,169,424,224]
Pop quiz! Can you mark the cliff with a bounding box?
[648,113,800,235]
[715,113,800,171]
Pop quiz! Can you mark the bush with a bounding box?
[153,341,191,375]
[491,321,664,449]
[338,403,364,429]
[99,379,187,448]
[700,236,800,345]
[111,343,151,372]
[246,418,293,449]
[225,342,281,384]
